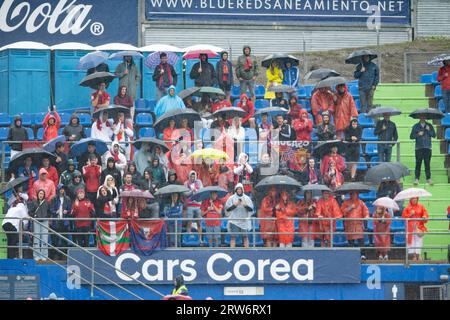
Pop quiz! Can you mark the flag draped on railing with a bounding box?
[96,221,130,256]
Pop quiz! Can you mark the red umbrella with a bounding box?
[183,49,217,60]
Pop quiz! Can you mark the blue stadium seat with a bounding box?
[224,234,244,247]
[244,128,258,164]
[362,128,378,141]
[4,157,10,170]
[136,113,153,126]
[36,127,44,141]
[58,128,63,136]
[354,98,361,112]
[438,99,446,113]
[304,85,315,98]
[139,127,155,138]
[297,86,306,98]
[146,99,157,112]
[420,74,432,84]
[255,99,269,110]
[366,203,374,216]
[34,112,46,126]
[448,144,450,155]
[390,218,405,232]
[349,85,359,98]
[249,233,264,247]
[365,143,378,156]
[367,219,373,232]
[231,85,241,100]
[181,232,200,247]
[78,113,92,127]
[84,127,91,137]
[135,99,147,109]
[435,85,442,98]
[360,190,376,201]
[255,85,265,99]
[356,157,368,171]
[393,233,406,247]
[0,128,8,141]
[336,219,344,232]
[233,99,239,107]
[333,233,348,247]
[431,71,439,84]
[59,113,72,126]
[293,234,302,247]
[221,219,228,232]
[364,234,371,247]
[19,113,32,127]
[25,127,34,140]
[2,144,11,156]
[445,128,450,141]
[370,156,379,165]
[0,113,11,127]
[358,113,375,128]
[302,99,311,112]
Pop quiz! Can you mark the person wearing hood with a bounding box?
[32,168,56,202]
[373,205,392,260]
[67,171,85,201]
[258,186,279,247]
[264,60,283,100]
[17,156,38,197]
[40,155,59,187]
[190,53,216,87]
[54,141,68,174]
[91,82,110,112]
[167,139,192,184]
[2,201,30,259]
[282,61,299,87]
[316,111,336,141]
[7,115,29,158]
[334,84,358,139]
[91,111,113,143]
[271,91,288,109]
[83,154,102,204]
[95,182,119,219]
[63,113,86,142]
[402,197,428,261]
[233,153,253,194]
[150,157,167,188]
[287,96,302,121]
[354,55,379,114]
[237,93,255,127]
[28,189,51,261]
[321,145,346,178]
[155,85,186,120]
[216,51,233,101]
[225,183,254,248]
[227,116,246,158]
[292,109,313,141]
[344,119,362,181]
[60,159,79,187]
[297,190,320,248]
[164,169,182,187]
[341,191,370,260]
[42,105,61,142]
[100,157,123,189]
[77,141,103,171]
[214,158,234,202]
[201,191,224,247]
[184,170,204,238]
[275,191,296,248]
[437,59,450,113]
[311,87,335,125]
[162,192,183,247]
[114,85,134,108]
[315,190,342,247]
[49,184,72,260]
[112,111,134,160]
[172,275,189,296]
[153,52,178,101]
[236,45,258,101]
[374,113,398,163]
[134,142,153,176]
[102,141,127,176]
[70,188,95,247]
[115,55,140,101]
[125,161,143,187]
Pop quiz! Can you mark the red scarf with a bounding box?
[309,168,318,184]
[158,63,173,88]
[96,118,110,131]
[222,62,229,82]
[112,149,120,162]
[244,56,252,71]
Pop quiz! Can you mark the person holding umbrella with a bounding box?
[344,119,362,181]
[264,60,284,100]
[115,55,140,102]
[91,82,110,112]
[315,190,342,247]
[401,197,429,261]
[287,96,302,121]
[258,187,279,248]
[271,92,289,109]
[42,106,61,143]
[334,83,358,139]
[410,114,436,185]
[353,55,379,114]
[216,51,233,101]
[275,191,297,248]
[54,141,68,175]
[341,191,370,260]
[153,52,178,101]
[372,203,393,260]
[374,113,398,162]
[17,156,38,197]
[211,94,232,114]
[437,58,450,113]
[190,54,216,87]
[7,115,29,158]
[236,46,258,101]
[40,156,59,187]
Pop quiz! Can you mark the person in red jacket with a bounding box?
[287,96,302,121]
[71,189,95,247]
[437,59,450,113]
[237,94,255,128]
[201,191,224,247]
[402,197,429,261]
[275,191,297,247]
[311,87,334,125]
[373,205,392,260]
[40,156,59,187]
[211,94,232,113]
[292,109,313,141]
[258,187,278,248]
[82,154,102,204]
[315,190,342,247]
[334,84,358,139]
[320,145,346,177]
[42,106,61,142]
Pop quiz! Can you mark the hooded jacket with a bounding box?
[334,85,358,132]
[402,199,428,245]
[236,46,258,80]
[190,54,216,87]
[164,169,182,187]
[102,141,127,175]
[67,172,86,200]
[8,115,29,151]
[95,178,119,218]
[43,111,61,142]
[32,168,56,202]
[49,184,72,228]
[150,158,167,187]
[233,153,253,193]
[63,114,86,141]
[264,65,284,100]
[100,157,123,189]
[225,183,254,231]
[216,52,233,86]
[153,61,178,89]
[184,170,203,207]
[292,109,313,141]
[60,161,79,187]
[237,94,255,125]
[91,114,113,143]
[114,57,140,101]
[155,85,186,119]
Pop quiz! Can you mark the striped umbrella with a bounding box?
[145,51,179,69]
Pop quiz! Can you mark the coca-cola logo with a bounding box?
[0,0,104,35]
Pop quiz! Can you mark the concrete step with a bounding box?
[375,84,426,98]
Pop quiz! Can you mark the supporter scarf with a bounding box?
[244,56,252,71]
[222,63,229,82]
[96,118,111,131]
[309,168,318,184]
[158,63,173,89]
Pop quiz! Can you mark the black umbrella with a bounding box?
[92,105,130,119]
[409,108,444,120]
[267,84,296,94]
[304,68,341,81]
[345,49,378,65]
[301,184,332,193]
[133,137,169,152]
[364,162,410,184]
[255,175,302,191]
[212,107,247,120]
[315,76,347,89]
[335,182,374,194]
[9,148,56,174]
[196,87,226,98]
[367,106,401,118]
[154,185,190,196]
[153,108,201,134]
[79,71,116,90]
[313,140,346,158]
[178,87,201,100]
[261,53,300,68]
[254,107,289,117]
[190,186,228,202]
[0,177,29,195]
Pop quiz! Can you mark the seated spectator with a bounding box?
[59,159,79,187]
[275,191,296,248]
[63,113,86,142]
[150,158,167,188]
[161,193,183,247]
[100,157,122,189]
[373,205,392,260]
[40,156,59,187]
[211,94,231,113]
[95,184,118,219]
[125,161,143,187]
[141,168,157,193]
[311,87,334,125]
[54,141,68,175]
[164,169,182,187]
[227,117,246,159]
[28,189,51,261]
[114,85,134,108]
[7,115,29,158]
[334,83,358,139]
[377,180,402,200]
[316,111,336,141]
[91,82,110,112]
[179,118,194,143]
[43,106,61,142]
[17,156,38,197]
[91,111,113,143]
[77,141,102,171]
[225,183,254,248]
[214,158,234,202]
[234,153,253,195]
[112,112,134,160]
[134,142,153,176]
[155,85,186,120]
[152,145,169,179]
[292,109,313,141]
[305,157,322,185]
[315,190,342,247]
[67,171,85,201]
[71,189,95,247]
[287,96,302,121]
[102,141,127,176]
[32,168,56,202]
[211,114,230,133]
[271,92,288,109]
[297,190,320,248]
[236,94,255,128]
[163,119,181,149]
[49,184,72,260]
[167,139,192,184]
[344,119,362,181]
[184,170,204,240]
[320,145,346,177]
[201,191,224,247]
[259,187,278,247]
[323,159,344,191]
[83,154,102,204]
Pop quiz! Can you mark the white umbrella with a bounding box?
[373,197,400,211]
[95,43,140,51]
[393,188,432,201]
[50,42,94,50]
[0,41,50,50]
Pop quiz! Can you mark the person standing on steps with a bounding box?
[410,114,436,185]
[353,55,379,114]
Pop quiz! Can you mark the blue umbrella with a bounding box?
[77,51,109,70]
[43,135,66,153]
[145,51,179,69]
[70,138,108,157]
[190,186,228,202]
[109,50,143,60]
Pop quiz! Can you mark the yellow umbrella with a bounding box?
[191,148,229,160]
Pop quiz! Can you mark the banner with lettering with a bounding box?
[0,0,138,47]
